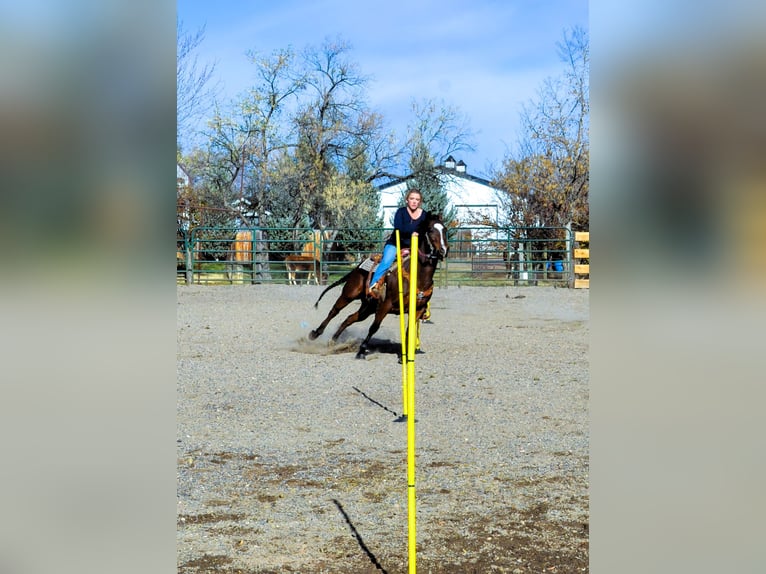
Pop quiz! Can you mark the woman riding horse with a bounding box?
[367,188,427,300]
[308,211,448,359]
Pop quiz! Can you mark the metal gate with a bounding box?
[177,225,584,288]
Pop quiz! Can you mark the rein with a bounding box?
[399,262,434,301]
[417,247,437,264]
[405,228,439,301]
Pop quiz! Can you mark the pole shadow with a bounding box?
[332,499,389,573]
[352,386,400,420]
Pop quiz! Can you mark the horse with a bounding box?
[308,213,449,359]
[288,229,344,285]
[300,229,335,260]
[285,254,321,285]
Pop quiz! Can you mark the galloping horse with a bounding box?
[308,213,449,359]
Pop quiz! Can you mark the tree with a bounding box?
[290,38,379,228]
[197,47,307,229]
[177,19,222,244]
[180,36,477,241]
[401,138,457,227]
[494,26,589,231]
[384,98,474,226]
[406,98,475,167]
[329,145,384,254]
[177,19,216,147]
[338,142,383,230]
[237,47,306,216]
[178,147,240,229]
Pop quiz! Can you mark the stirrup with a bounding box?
[368,278,385,300]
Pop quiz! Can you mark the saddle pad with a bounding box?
[359,257,377,272]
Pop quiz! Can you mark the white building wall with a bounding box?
[379,172,503,226]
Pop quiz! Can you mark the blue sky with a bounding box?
[177,0,588,179]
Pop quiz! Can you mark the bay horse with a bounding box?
[308,213,449,359]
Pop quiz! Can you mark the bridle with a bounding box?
[419,220,447,264]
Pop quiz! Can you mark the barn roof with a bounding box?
[377,156,497,191]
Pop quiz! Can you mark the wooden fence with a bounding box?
[573,231,590,289]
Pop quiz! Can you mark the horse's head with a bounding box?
[421,213,449,261]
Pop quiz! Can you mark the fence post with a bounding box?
[249,227,256,284]
[185,231,194,285]
[254,228,271,282]
[573,231,590,289]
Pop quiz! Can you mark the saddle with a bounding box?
[360,254,412,280]
[361,253,414,299]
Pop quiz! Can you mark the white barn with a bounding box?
[377,156,504,227]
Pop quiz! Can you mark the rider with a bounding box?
[367,187,428,299]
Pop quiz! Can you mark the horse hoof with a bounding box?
[355,351,366,360]
[308,330,319,340]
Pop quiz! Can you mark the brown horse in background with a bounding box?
[292,229,349,285]
[308,213,449,359]
[285,254,321,285]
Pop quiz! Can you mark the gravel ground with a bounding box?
[177,284,589,573]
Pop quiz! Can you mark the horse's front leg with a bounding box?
[356,301,393,359]
[356,320,382,359]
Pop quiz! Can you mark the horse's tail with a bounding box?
[314,270,353,308]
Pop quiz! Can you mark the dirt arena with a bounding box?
[177,284,589,573]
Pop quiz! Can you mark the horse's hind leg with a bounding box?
[309,296,352,340]
[310,270,366,341]
[331,302,376,342]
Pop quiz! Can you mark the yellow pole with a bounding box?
[396,231,407,417]
[406,233,419,574]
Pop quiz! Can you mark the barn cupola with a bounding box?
[456,159,466,173]
[444,155,456,170]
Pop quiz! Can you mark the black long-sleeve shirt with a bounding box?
[385,207,429,248]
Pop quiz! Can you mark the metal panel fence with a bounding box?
[176,226,580,287]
